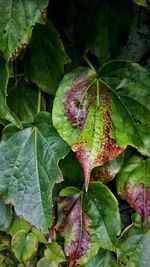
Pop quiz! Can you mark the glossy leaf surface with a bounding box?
[0,0,48,60]
[0,112,69,232]
[56,182,121,264]
[25,22,70,94]
[117,156,150,226]
[53,64,150,190]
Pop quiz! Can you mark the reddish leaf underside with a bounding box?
[64,73,124,190]
[56,196,91,260]
[125,182,150,227]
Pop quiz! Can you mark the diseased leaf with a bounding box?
[0,0,48,60]
[11,230,38,262]
[56,182,121,264]
[0,198,12,230]
[7,80,46,123]
[53,64,150,190]
[74,0,133,62]
[0,112,70,232]
[117,156,150,227]
[24,21,70,94]
[0,58,21,127]
[91,153,124,184]
[117,220,150,267]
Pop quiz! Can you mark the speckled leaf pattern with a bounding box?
[0,0,48,60]
[56,182,121,264]
[0,112,69,232]
[24,22,70,94]
[117,156,150,227]
[53,63,150,190]
[117,221,150,267]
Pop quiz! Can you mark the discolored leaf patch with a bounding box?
[117,156,150,227]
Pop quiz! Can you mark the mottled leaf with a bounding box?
[0,199,12,230]
[53,65,150,190]
[56,182,121,264]
[117,156,150,227]
[0,0,48,60]
[0,58,21,127]
[0,112,69,232]
[24,21,70,94]
[7,79,46,123]
[11,230,38,262]
[117,220,150,267]
[91,153,124,184]
[74,0,133,62]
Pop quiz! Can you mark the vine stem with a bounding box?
[83,55,96,72]
[37,88,41,113]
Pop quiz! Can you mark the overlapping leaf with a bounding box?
[85,249,119,267]
[24,21,70,94]
[56,182,121,264]
[0,199,12,230]
[117,220,150,266]
[0,112,69,232]
[117,156,150,227]
[0,0,48,60]
[0,58,21,127]
[53,62,150,190]
[74,0,133,62]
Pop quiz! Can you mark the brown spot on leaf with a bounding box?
[56,196,91,260]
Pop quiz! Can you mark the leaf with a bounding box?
[37,258,58,267]
[91,153,124,184]
[74,0,133,62]
[0,58,21,127]
[7,79,46,123]
[85,249,118,267]
[0,0,48,60]
[0,198,12,230]
[24,21,70,94]
[117,221,150,267]
[7,216,31,236]
[44,242,66,263]
[56,182,121,264]
[11,230,38,262]
[53,64,150,190]
[132,0,148,6]
[0,112,70,232]
[117,156,150,227]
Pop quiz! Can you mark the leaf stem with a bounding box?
[96,79,100,107]
[83,55,96,73]
[37,88,41,113]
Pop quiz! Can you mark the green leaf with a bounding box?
[7,79,46,123]
[32,227,48,244]
[0,58,21,127]
[56,182,121,264]
[132,0,148,6]
[44,242,66,263]
[11,230,38,262]
[53,65,150,190]
[7,216,31,236]
[24,21,70,94]
[0,0,48,60]
[85,249,118,267]
[0,112,70,232]
[74,0,133,62]
[91,153,124,184]
[0,199,12,230]
[117,156,150,227]
[37,258,57,267]
[117,221,150,267]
